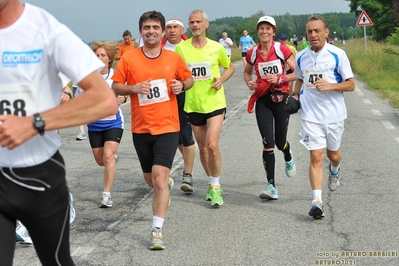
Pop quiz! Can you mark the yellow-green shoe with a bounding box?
[206,184,212,201]
[168,177,174,190]
[210,186,223,207]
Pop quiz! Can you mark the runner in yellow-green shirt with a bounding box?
[175,9,235,207]
[278,32,297,91]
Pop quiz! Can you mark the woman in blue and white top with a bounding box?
[87,41,125,208]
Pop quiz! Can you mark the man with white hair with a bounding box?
[161,18,196,193]
[219,32,234,57]
[175,10,235,207]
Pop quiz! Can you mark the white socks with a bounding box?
[209,176,220,187]
[312,190,322,203]
[152,216,164,229]
[330,163,340,174]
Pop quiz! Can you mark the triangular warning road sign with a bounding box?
[356,10,373,26]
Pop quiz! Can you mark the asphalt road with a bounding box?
[13,61,399,266]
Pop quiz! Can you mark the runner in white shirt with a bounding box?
[14,73,77,246]
[292,15,355,219]
[0,1,118,265]
[218,32,234,57]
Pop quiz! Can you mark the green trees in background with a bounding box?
[185,1,399,44]
[186,11,365,44]
[347,0,398,41]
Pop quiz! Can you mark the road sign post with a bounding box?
[356,10,373,52]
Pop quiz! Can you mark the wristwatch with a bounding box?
[33,113,45,136]
[63,91,72,99]
[181,82,186,92]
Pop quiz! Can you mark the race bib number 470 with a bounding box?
[187,62,211,81]
[0,84,37,116]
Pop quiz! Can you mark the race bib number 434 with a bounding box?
[304,69,328,89]
[0,84,37,116]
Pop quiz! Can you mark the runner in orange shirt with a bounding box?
[112,11,193,250]
[115,29,134,60]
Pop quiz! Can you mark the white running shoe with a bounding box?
[69,192,76,224]
[328,162,342,191]
[76,130,86,140]
[100,192,113,208]
[16,221,33,245]
[150,227,165,250]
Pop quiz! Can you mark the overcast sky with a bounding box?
[26,0,352,41]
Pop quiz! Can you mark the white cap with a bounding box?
[166,19,184,28]
[256,16,276,26]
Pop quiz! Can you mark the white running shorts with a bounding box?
[298,120,344,151]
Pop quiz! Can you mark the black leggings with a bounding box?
[255,91,290,150]
[0,151,74,266]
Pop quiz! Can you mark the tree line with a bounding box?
[184,3,399,44]
[348,0,399,41]
[184,11,363,45]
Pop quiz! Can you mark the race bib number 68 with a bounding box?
[0,84,37,116]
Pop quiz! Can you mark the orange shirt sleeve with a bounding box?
[112,55,128,84]
[175,54,192,82]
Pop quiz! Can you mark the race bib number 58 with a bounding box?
[137,79,170,106]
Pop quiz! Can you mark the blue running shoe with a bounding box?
[309,200,325,219]
[259,183,278,200]
[180,173,193,193]
[285,150,296,177]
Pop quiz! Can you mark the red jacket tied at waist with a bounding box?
[247,81,270,113]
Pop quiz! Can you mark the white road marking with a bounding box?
[224,97,249,124]
[371,109,382,116]
[355,86,364,96]
[381,120,395,129]
[171,96,248,176]
[363,99,372,105]
[396,137,399,143]
[107,220,122,230]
